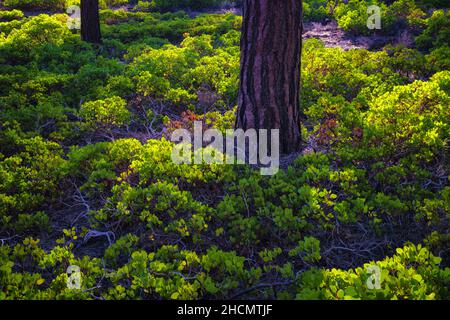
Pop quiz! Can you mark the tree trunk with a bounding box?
[237,0,303,154]
[81,0,102,44]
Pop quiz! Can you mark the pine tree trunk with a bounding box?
[237,0,303,154]
[81,0,102,44]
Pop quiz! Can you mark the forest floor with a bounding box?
[302,20,413,50]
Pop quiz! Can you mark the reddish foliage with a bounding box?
[317,119,338,145]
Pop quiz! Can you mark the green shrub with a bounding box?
[0,9,24,22]
[79,96,131,130]
[0,125,66,232]
[152,0,225,11]
[303,0,331,22]
[297,244,449,300]
[2,0,68,11]
[415,10,450,51]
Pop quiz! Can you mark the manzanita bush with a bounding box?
[0,0,448,300]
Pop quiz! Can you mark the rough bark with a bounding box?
[81,0,102,44]
[237,0,303,154]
